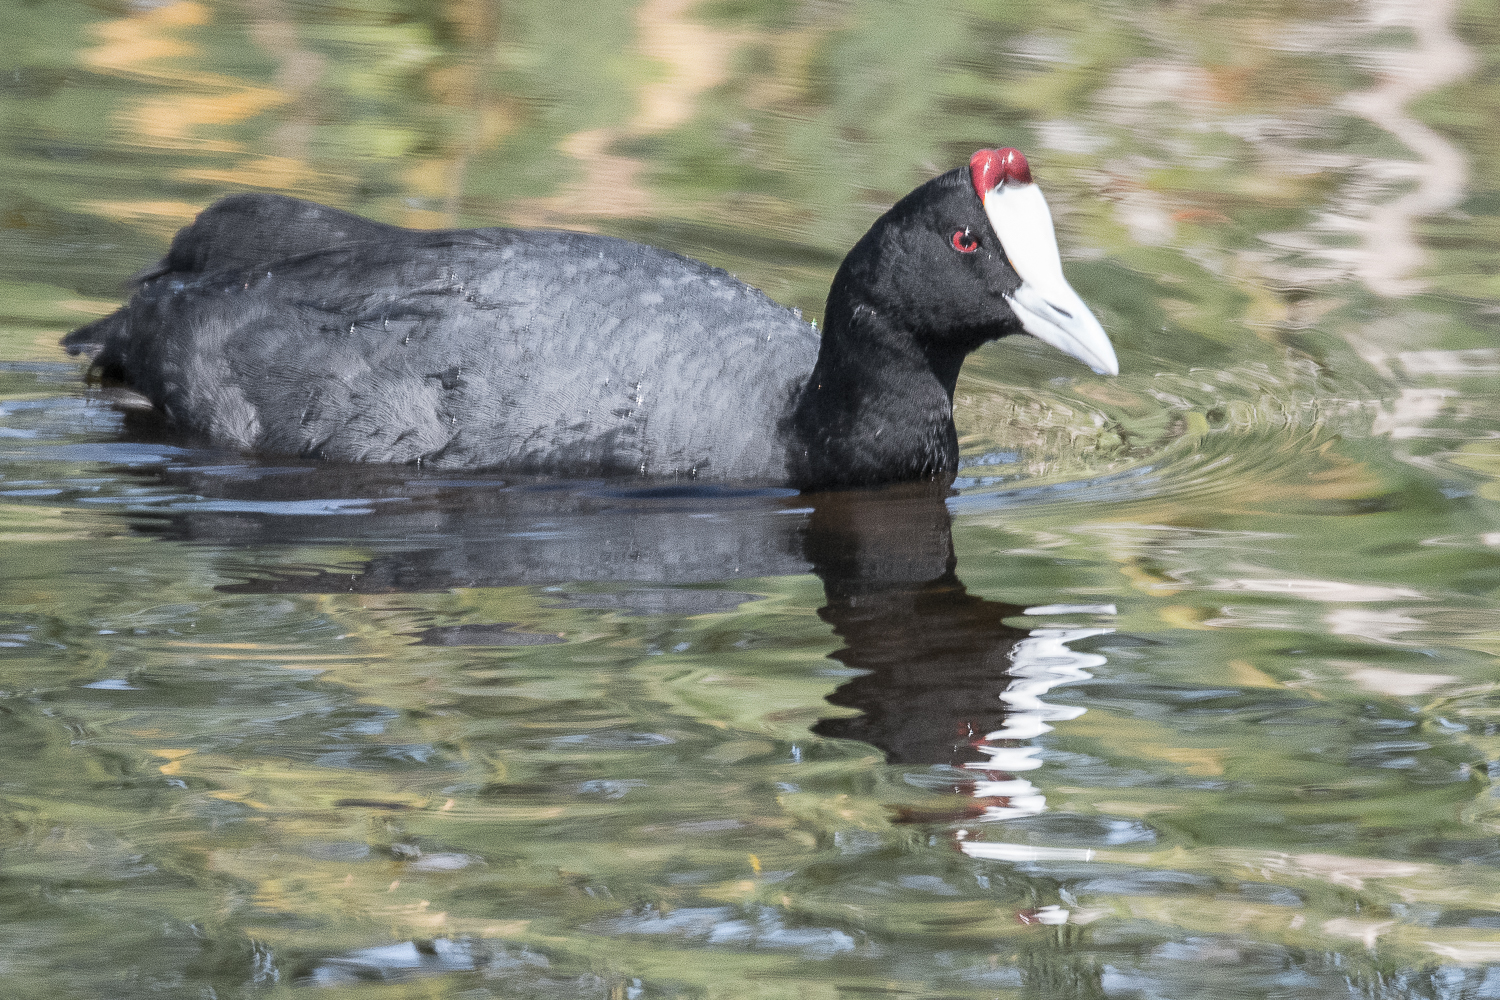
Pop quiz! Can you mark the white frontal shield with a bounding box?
[983,182,1118,376]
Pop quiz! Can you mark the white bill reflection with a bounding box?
[960,625,1111,825]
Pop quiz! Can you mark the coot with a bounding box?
[64,148,1117,489]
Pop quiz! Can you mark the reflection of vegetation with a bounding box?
[4,449,1500,994]
[0,406,1496,996]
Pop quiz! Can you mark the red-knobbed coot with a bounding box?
[64,148,1117,489]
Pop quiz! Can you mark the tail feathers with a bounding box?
[62,314,115,357]
[61,310,131,383]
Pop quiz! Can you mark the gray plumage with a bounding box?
[75,220,817,480]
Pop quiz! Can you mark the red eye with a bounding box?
[951,229,979,253]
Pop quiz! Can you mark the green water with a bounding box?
[4,0,1500,996]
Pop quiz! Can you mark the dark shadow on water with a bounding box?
[801,486,1032,767]
[103,457,1085,772]
[124,462,813,587]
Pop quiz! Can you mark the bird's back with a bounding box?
[69,199,821,481]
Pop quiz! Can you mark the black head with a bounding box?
[829,167,1024,356]
[827,149,1118,376]
[792,149,1117,488]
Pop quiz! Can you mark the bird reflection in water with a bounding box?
[804,486,1110,845]
[126,461,1111,867]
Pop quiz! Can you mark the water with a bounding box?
[3,0,1500,996]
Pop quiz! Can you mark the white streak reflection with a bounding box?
[1023,603,1117,616]
[960,843,1096,863]
[961,625,1110,823]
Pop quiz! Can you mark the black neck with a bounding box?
[786,275,973,489]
